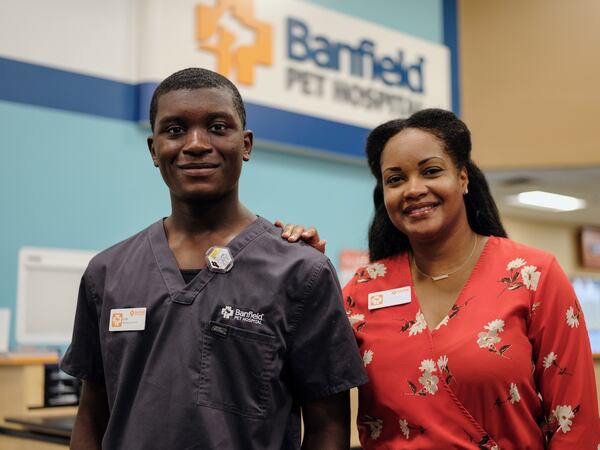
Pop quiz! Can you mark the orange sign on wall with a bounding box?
[196,0,273,85]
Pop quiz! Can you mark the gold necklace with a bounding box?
[412,235,479,281]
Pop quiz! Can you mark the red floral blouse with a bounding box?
[343,237,600,449]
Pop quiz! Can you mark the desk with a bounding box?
[0,354,73,449]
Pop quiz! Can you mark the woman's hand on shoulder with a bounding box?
[274,219,326,254]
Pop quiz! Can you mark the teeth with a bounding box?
[408,206,433,214]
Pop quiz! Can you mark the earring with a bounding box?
[464,187,469,195]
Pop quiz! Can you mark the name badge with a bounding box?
[109,308,147,331]
[368,286,411,310]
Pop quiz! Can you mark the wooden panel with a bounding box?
[459,0,600,170]
[0,434,67,450]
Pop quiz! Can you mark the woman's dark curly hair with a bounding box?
[366,108,507,261]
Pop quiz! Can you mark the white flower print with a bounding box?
[409,310,427,336]
[477,332,501,349]
[495,382,521,407]
[477,319,511,357]
[566,306,580,328]
[348,313,364,325]
[436,354,455,384]
[363,349,374,367]
[419,359,436,373]
[399,419,410,439]
[520,265,540,291]
[434,315,449,330]
[499,257,543,294]
[553,405,575,433]
[408,358,442,396]
[366,262,387,279]
[362,416,383,439]
[418,371,439,395]
[437,355,448,371]
[485,319,505,333]
[491,446,499,450]
[506,258,526,271]
[509,383,521,404]
[543,352,558,370]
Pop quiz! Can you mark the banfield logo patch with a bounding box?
[220,305,264,325]
[196,0,273,85]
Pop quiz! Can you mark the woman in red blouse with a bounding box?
[281,109,600,449]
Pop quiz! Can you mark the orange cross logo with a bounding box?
[196,0,273,85]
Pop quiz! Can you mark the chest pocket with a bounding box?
[197,321,277,418]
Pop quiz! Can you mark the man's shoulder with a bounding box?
[254,218,330,266]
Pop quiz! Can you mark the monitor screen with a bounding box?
[16,247,96,345]
[571,276,600,353]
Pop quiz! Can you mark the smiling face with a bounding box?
[147,87,252,204]
[380,128,469,243]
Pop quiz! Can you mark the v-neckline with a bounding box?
[408,236,495,333]
[147,216,270,305]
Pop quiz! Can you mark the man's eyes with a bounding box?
[166,126,185,135]
[161,122,230,137]
[209,123,227,132]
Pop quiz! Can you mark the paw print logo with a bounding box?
[111,312,123,328]
[195,0,273,85]
[221,305,234,319]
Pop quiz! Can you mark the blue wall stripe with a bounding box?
[246,102,368,160]
[0,57,139,121]
[3,57,369,161]
[442,0,461,116]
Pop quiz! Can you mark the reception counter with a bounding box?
[0,353,73,449]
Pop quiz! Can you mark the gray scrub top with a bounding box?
[61,217,367,449]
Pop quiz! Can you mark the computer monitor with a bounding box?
[571,276,600,353]
[16,247,96,346]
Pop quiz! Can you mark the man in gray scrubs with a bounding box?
[61,68,367,449]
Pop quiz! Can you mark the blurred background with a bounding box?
[0,0,599,447]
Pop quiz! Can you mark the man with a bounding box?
[61,68,367,449]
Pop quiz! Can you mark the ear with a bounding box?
[242,130,253,161]
[459,166,469,194]
[147,136,159,167]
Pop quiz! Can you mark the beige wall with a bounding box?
[459,0,600,170]
[502,215,600,277]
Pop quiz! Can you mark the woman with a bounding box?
[279,109,599,449]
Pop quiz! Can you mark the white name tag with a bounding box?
[368,286,411,310]
[109,308,147,332]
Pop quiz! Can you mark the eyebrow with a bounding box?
[156,115,183,126]
[157,111,237,127]
[417,156,444,166]
[382,156,444,173]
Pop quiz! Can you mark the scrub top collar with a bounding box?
[147,216,269,305]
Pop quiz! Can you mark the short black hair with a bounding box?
[366,108,507,261]
[149,67,247,131]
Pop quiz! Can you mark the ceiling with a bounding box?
[485,167,600,227]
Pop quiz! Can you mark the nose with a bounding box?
[182,128,211,154]
[403,176,427,199]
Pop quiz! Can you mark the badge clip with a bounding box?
[205,246,234,273]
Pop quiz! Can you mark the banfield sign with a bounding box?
[145,0,450,158]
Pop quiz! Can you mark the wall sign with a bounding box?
[138,0,452,160]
